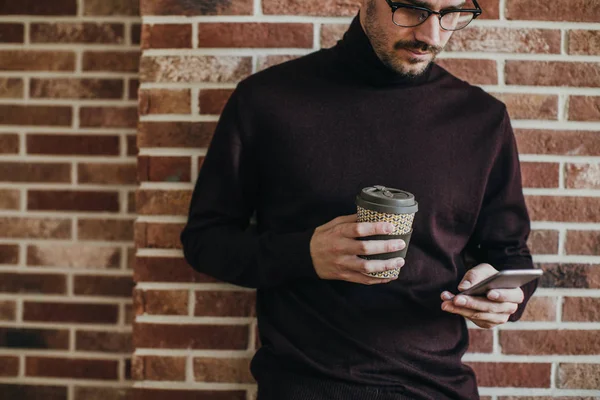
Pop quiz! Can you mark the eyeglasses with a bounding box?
[384,0,482,31]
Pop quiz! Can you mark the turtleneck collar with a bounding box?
[333,11,436,88]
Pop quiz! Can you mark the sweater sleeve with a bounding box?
[467,108,538,322]
[180,85,319,289]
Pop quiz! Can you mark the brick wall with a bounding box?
[134,0,600,399]
[0,0,140,399]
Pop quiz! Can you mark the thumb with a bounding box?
[459,263,497,291]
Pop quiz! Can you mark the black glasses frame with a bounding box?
[384,0,482,31]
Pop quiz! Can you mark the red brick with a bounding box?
[23,302,119,324]
[520,162,559,188]
[76,331,131,353]
[138,122,216,147]
[501,330,600,355]
[74,275,134,298]
[506,0,600,22]
[74,387,131,400]
[257,55,300,71]
[0,134,19,153]
[435,59,497,85]
[569,30,600,55]
[26,357,118,380]
[30,23,124,44]
[0,301,16,320]
[566,230,600,255]
[78,219,134,241]
[140,0,252,16]
[198,23,313,48]
[467,329,493,353]
[31,78,123,99]
[0,78,23,98]
[136,190,191,216]
[134,289,188,316]
[0,23,23,43]
[134,323,248,350]
[83,51,140,72]
[140,56,251,83]
[467,362,551,387]
[135,222,185,249]
[128,191,136,213]
[129,79,139,100]
[126,247,135,269]
[27,134,120,156]
[448,27,560,53]
[515,129,600,156]
[492,93,558,120]
[0,217,71,239]
[125,304,134,325]
[133,389,246,400]
[27,244,120,268]
[0,50,75,71]
[134,256,218,283]
[131,24,141,45]
[520,296,556,321]
[0,105,71,126]
[28,190,119,212]
[0,327,69,349]
[132,355,186,381]
[194,357,254,383]
[0,245,18,264]
[80,107,137,128]
[0,384,67,400]
[78,163,137,185]
[142,24,192,49]
[1,0,76,15]
[139,89,191,114]
[527,230,559,254]
[199,89,233,115]
[558,363,600,389]
[0,162,70,183]
[562,297,600,322]
[0,188,19,210]
[0,357,18,377]
[195,291,256,317]
[538,263,600,289]
[127,134,138,155]
[569,96,600,121]
[84,0,139,16]
[263,0,359,16]
[0,273,66,294]
[321,24,348,48]
[525,196,600,223]
[506,61,600,87]
[138,156,191,182]
[124,358,132,380]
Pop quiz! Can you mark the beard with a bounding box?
[363,1,443,79]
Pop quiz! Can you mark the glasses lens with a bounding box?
[440,11,475,30]
[393,7,430,27]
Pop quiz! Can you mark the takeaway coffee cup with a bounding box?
[356,185,418,279]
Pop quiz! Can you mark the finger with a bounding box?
[441,301,511,324]
[487,287,524,304]
[441,291,455,301]
[338,221,395,238]
[350,238,406,256]
[451,295,519,315]
[458,263,498,291]
[323,214,357,229]
[347,256,405,275]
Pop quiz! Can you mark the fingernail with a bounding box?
[441,292,453,300]
[459,280,471,290]
[488,291,499,300]
[442,304,451,311]
[399,240,406,249]
[455,296,467,306]
[385,224,394,233]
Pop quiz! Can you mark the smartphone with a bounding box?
[459,269,543,296]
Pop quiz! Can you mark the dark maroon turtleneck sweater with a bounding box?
[181,12,537,400]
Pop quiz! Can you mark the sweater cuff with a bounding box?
[273,228,319,282]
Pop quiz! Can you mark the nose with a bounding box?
[413,14,441,48]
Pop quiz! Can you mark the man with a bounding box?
[181,0,538,398]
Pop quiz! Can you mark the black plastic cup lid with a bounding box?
[356,185,418,214]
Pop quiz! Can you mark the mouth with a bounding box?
[403,49,431,59]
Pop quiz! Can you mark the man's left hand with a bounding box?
[440,263,524,329]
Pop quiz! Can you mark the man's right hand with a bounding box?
[309,214,406,285]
